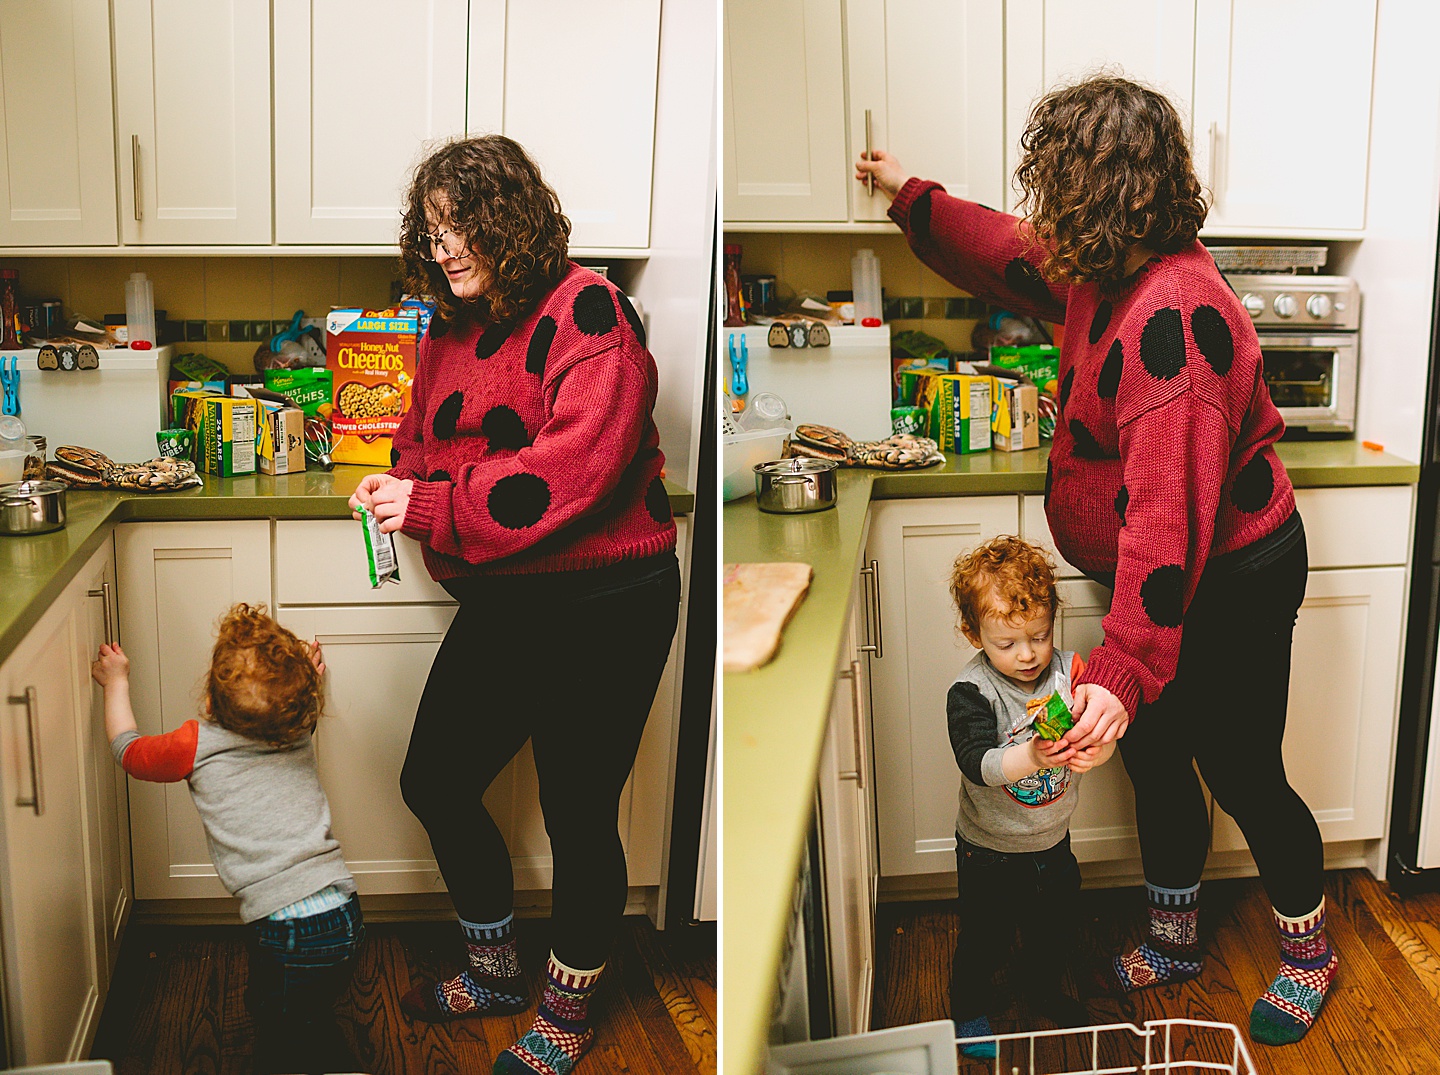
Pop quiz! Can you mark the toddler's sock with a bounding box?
[1114,881,1203,991]
[401,913,527,1021]
[1249,900,1338,1046]
[494,954,602,1075]
[953,1015,997,1061]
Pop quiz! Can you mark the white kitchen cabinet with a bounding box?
[0,572,104,1063]
[113,0,273,244]
[273,0,467,245]
[723,0,849,223]
[1002,1,1196,214]
[867,495,1018,878]
[116,520,272,900]
[470,0,661,249]
[1021,493,1081,579]
[846,0,1005,222]
[0,0,118,246]
[1193,0,1376,235]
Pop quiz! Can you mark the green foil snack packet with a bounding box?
[359,504,401,588]
[1028,691,1075,741]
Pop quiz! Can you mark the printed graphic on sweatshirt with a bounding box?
[1007,764,1069,808]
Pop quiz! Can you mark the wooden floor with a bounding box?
[91,915,716,1075]
[874,869,1440,1075]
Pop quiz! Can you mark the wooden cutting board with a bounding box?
[723,561,814,673]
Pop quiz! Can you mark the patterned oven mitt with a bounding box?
[787,424,944,470]
[46,446,202,491]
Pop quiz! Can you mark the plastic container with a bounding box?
[737,391,791,431]
[722,427,790,502]
[851,248,883,325]
[125,272,155,348]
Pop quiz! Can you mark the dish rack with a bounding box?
[957,1019,1257,1075]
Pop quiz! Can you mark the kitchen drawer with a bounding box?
[275,520,454,605]
[1293,486,1413,568]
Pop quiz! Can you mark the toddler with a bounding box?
[945,536,1113,1057]
[92,603,362,1075]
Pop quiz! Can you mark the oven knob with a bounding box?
[1273,293,1298,318]
[1241,293,1264,318]
[1306,293,1334,319]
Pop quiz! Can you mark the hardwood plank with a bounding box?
[629,921,718,1072]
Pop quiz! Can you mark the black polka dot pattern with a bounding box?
[1088,301,1112,345]
[428,318,450,340]
[1191,305,1234,376]
[428,469,452,483]
[1004,258,1053,311]
[480,405,530,451]
[573,284,618,336]
[1114,484,1129,523]
[645,476,671,524]
[1097,339,1124,400]
[1070,419,1104,459]
[487,473,551,529]
[1139,307,1186,380]
[432,390,464,440]
[390,445,401,467]
[1231,453,1275,514]
[1059,368,1076,411]
[474,322,510,360]
[910,190,933,243]
[616,291,647,347]
[1140,565,1185,628]
[526,316,557,376]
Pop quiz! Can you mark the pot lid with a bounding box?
[753,457,838,476]
[0,480,67,496]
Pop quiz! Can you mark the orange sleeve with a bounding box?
[1070,652,1087,681]
[120,719,199,783]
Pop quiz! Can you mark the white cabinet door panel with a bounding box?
[1021,493,1083,579]
[1293,486,1412,569]
[274,520,455,605]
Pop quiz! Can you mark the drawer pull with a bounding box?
[9,688,43,816]
[88,581,114,646]
[859,559,884,658]
[132,135,143,222]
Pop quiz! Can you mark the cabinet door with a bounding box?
[723,0,848,223]
[1211,566,1404,852]
[113,0,272,244]
[1020,494,1082,579]
[867,496,1019,877]
[847,0,1004,222]
[73,539,130,985]
[0,0,117,246]
[274,0,467,245]
[469,0,660,249]
[1005,0,1196,214]
[0,600,102,1064]
[116,521,271,901]
[1194,0,1375,234]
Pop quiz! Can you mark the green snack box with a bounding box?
[1029,691,1076,741]
[264,368,334,417]
[891,405,927,436]
[991,344,1061,398]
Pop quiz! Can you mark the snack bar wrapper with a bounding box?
[359,504,401,588]
[1026,691,1075,741]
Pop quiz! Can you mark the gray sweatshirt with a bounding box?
[112,719,356,923]
[947,649,1085,854]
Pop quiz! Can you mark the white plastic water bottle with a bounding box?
[851,248,883,324]
[125,272,155,347]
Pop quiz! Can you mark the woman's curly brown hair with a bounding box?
[1014,74,1208,287]
[949,536,1059,638]
[206,603,323,748]
[398,135,571,330]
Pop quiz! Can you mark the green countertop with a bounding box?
[721,439,1417,1075]
[0,466,694,670]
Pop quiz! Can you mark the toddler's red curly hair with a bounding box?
[949,535,1058,637]
[206,603,322,748]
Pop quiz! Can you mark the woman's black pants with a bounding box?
[400,557,681,970]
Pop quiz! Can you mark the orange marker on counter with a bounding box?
[1362,440,1384,452]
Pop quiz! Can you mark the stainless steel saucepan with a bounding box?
[0,480,67,536]
[753,458,838,514]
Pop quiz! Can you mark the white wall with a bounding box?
[632,0,718,493]
[1342,1,1440,462]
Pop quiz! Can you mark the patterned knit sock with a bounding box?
[1250,900,1338,1046]
[401,913,527,1021]
[494,954,602,1075]
[1114,881,1203,991]
[953,1015,997,1060]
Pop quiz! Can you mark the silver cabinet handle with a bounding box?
[88,581,114,646]
[837,662,865,788]
[132,135,143,221]
[864,108,875,196]
[9,688,43,816]
[859,559,883,658]
[1207,121,1223,205]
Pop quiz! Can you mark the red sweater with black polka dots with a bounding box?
[388,263,677,580]
[890,179,1294,720]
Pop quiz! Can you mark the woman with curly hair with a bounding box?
[350,134,679,1075]
[858,76,1332,1046]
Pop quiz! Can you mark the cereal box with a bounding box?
[170,389,263,477]
[326,308,419,466]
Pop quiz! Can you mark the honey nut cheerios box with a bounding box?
[326,307,420,466]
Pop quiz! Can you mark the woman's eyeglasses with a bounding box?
[417,226,467,262]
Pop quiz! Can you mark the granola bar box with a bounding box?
[326,307,420,466]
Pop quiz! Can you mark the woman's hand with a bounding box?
[1062,683,1131,751]
[855,149,909,202]
[368,478,414,534]
[349,472,399,518]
